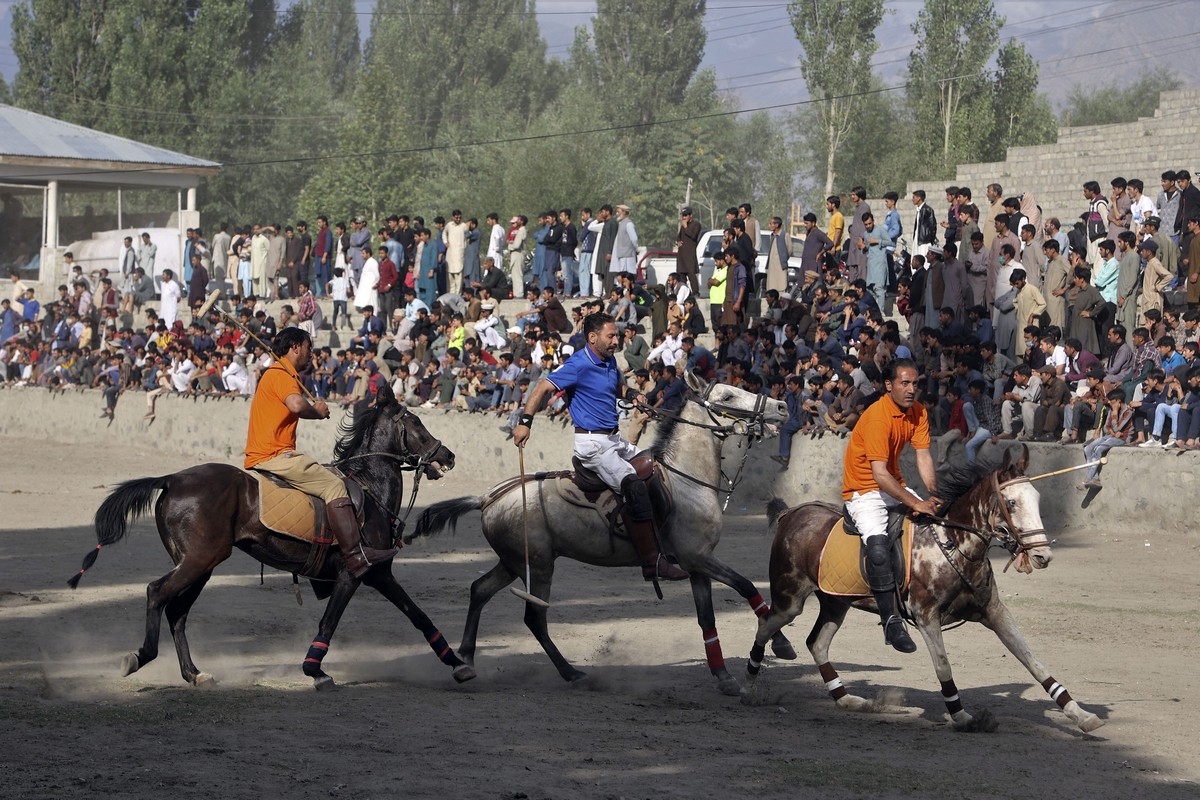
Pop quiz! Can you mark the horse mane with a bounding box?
[936,445,1026,513]
[333,403,386,461]
[649,399,686,462]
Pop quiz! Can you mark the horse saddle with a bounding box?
[555,452,673,541]
[247,468,364,543]
[817,508,913,597]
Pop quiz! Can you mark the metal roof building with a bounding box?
[0,104,220,286]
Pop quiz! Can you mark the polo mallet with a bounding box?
[194,289,319,403]
[1026,457,1106,482]
[510,445,549,608]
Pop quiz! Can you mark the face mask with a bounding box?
[998,257,1006,265]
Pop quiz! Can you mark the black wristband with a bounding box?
[518,413,534,428]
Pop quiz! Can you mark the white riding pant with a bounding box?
[574,431,639,492]
[845,487,922,542]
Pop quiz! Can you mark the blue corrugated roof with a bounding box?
[0,105,220,169]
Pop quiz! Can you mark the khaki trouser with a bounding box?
[254,451,347,503]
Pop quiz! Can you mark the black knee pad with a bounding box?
[864,536,895,590]
[620,475,653,522]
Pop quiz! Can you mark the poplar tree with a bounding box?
[788,0,885,197]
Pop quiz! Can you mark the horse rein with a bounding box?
[640,384,771,507]
[922,474,1050,573]
[331,408,447,542]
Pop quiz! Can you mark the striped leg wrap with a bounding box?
[747,642,766,675]
[702,628,725,672]
[426,630,453,663]
[748,593,770,618]
[303,635,331,675]
[940,679,964,715]
[818,662,847,700]
[1042,676,1073,708]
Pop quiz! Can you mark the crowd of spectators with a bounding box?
[3,172,1198,492]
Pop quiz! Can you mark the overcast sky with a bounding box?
[0,0,1191,110]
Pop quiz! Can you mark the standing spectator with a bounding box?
[463,217,482,290]
[312,216,333,298]
[1083,181,1110,269]
[859,213,891,310]
[1068,267,1105,356]
[575,207,596,298]
[485,213,505,285]
[1177,170,1200,239]
[187,254,208,315]
[676,207,702,296]
[137,233,157,284]
[266,223,286,299]
[1186,216,1200,309]
[1144,216,1178,278]
[328,266,352,331]
[348,216,370,285]
[1128,179,1156,234]
[964,232,990,310]
[845,187,872,282]
[909,189,937,260]
[210,224,231,285]
[159,270,181,329]
[558,209,578,298]
[296,280,322,337]
[1138,240,1171,324]
[764,215,791,295]
[375,245,398,322]
[1157,170,1180,239]
[532,212,549,290]
[295,221,313,291]
[612,204,638,280]
[355,246,380,314]
[251,223,270,299]
[1107,178,1131,238]
[800,213,833,278]
[1042,239,1071,331]
[592,205,618,296]
[1078,388,1132,490]
[1011,269,1046,359]
[825,195,845,250]
[506,215,528,299]
[444,209,468,294]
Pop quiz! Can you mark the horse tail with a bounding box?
[68,476,169,589]
[766,497,789,537]
[406,496,484,544]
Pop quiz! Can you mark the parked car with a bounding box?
[639,229,805,298]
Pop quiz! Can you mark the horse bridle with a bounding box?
[332,407,448,541]
[639,383,772,508]
[926,474,1050,573]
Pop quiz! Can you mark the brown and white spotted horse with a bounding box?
[746,446,1103,732]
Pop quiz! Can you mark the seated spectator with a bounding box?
[999,363,1041,439]
[771,374,805,466]
[1131,368,1167,445]
[1078,388,1133,491]
[1062,365,1106,444]
[1031,363,1069,441]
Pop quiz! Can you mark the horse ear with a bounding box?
[376,379,396,407]
[683,368,706,395]
[999,445,1013,472]
[1016,443,1030,474]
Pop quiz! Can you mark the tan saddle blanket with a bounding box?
[248,470,327,543]
[818,517,913,597]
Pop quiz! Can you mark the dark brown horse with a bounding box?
[746,446,1103,732]
[67,384,476,689]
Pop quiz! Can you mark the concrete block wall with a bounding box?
[907,89,1200,226]
[1,384,1192,535]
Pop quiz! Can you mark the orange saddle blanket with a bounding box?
[248,470,324,543]
[817,517,913,597]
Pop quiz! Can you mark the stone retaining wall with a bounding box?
[1,385,1191,534]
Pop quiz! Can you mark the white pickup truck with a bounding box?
[638,228,806,298]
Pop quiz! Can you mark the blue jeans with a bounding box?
[561,256,579,297]
[1084,435,1124,480]
[312,256,330,297]
[578,253,593,297]
[1152,403,1180,438]
[778,419,803,458]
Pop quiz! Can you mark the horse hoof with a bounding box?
[565,670,588,683]
[120,653,139,677]
[717,676,742,697]
[313,675,336,691]
[1077,713,1104,733]
[194,673,216,688]
[770,638,798,661]
[452,665,476,684]
[835,694,873,713]
[952,707,998,733]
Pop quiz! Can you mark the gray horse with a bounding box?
[410,372,796,695]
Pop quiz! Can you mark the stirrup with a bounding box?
[882,615,917,654]
[642,555,688,582]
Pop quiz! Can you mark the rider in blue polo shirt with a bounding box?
[513,312,688,581]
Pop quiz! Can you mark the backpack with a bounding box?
[1086,201,1108,242]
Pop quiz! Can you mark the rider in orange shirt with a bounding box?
[246,327,395,578]
[841,359,940,653]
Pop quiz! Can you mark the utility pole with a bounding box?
[684,177,693,209]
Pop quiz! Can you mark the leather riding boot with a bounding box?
[327,497,397,579]
[628,518,688,581]
[865,536,916,654]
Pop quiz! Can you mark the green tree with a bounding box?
[906,0,1002,173]
[1061,70,1184,128]
[981,40,1057,162]
[788,0,885,197]
[10,0,124,127]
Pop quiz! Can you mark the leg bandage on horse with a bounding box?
[302,635,331,677]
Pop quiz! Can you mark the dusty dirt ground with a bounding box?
[2,438,1198,800]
